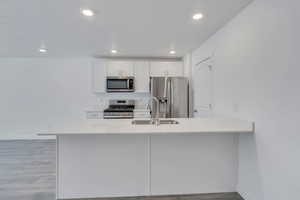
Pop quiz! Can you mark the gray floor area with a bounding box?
[64,193,244,200]
[0,140,243,200]
[0,140,56,200]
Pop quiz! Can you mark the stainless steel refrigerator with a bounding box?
[150,77,189,118]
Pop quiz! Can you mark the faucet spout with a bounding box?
[149,96,160,126]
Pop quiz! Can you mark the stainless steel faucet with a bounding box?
[148,96,160,126]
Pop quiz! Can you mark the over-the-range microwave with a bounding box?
[106,76,135,92]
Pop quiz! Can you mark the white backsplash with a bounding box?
[85,93,151,119]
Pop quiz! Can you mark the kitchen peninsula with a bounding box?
[39,118,254,199]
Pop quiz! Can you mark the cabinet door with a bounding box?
[58,135,148,198]
[150,134,237,195]
[92,59,106,93]
[150,61,183,77]
[193,58,213,117]
[106,61,134,76]
[134,61,150,93]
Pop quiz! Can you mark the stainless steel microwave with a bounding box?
[106,76,135,92]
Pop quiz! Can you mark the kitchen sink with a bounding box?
[132,119,179,125]
[159,120,179,124]
[132,120,154,125]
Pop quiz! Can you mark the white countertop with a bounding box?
[38,118,254,136]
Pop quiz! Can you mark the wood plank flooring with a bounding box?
[0,140,243,200]
[0,140,56,200]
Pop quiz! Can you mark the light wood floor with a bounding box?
[0,140,243,200]
[0,140,56,200]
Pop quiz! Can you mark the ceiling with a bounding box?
[0,0,252,58]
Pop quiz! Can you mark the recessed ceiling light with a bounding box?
[81,9,94,17]
[169,50,176,55]
[192,13,204,20]
[111,49,118,54]
[38,42,47,53]
[39,48,47,53]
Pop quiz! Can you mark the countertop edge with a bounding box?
[37,119,255,136]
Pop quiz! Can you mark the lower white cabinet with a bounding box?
[150,134,237,195]
[57,134,238,199]
[134,61,150,93]
[58,135,148,199]
[150,61,183,77]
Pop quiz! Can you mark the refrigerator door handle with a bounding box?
[171,79,174,117]
[150,77,153,94]
[149,78,154,117]
[167,78,172,118]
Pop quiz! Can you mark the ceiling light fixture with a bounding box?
[38,42,47,53]
[169,50,176,55]
[111,49,118,54]
[192,13,204,20]
[81,9,94,17]
[39,48,47,53]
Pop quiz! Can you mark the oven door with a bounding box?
[106,77,134,92]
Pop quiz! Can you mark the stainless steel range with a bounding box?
[103,100,135,119]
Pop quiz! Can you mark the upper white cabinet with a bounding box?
[134,61,150,93]
[106,61,134,77]
[150,61,183,77]
[92,59,106,93]
[92,59,183,93]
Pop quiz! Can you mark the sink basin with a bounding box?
[160,120,179,125]
[132,120,155,125]
[132,119,179,125]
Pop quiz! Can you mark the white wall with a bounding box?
[0,58,149,140]
[0,58,94,139]
[192,0,300,199]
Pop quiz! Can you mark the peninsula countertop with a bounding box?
[38,118,254,136]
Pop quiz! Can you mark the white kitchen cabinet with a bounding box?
[92,59,106,93]
[150,134,237,195]
[57,133,239,198]
[106,61,134,77]
[134,61,150,93]
[150,61,183,77]
[92,59,182,94]
[193,58,213,117]
[58,135,148,198]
